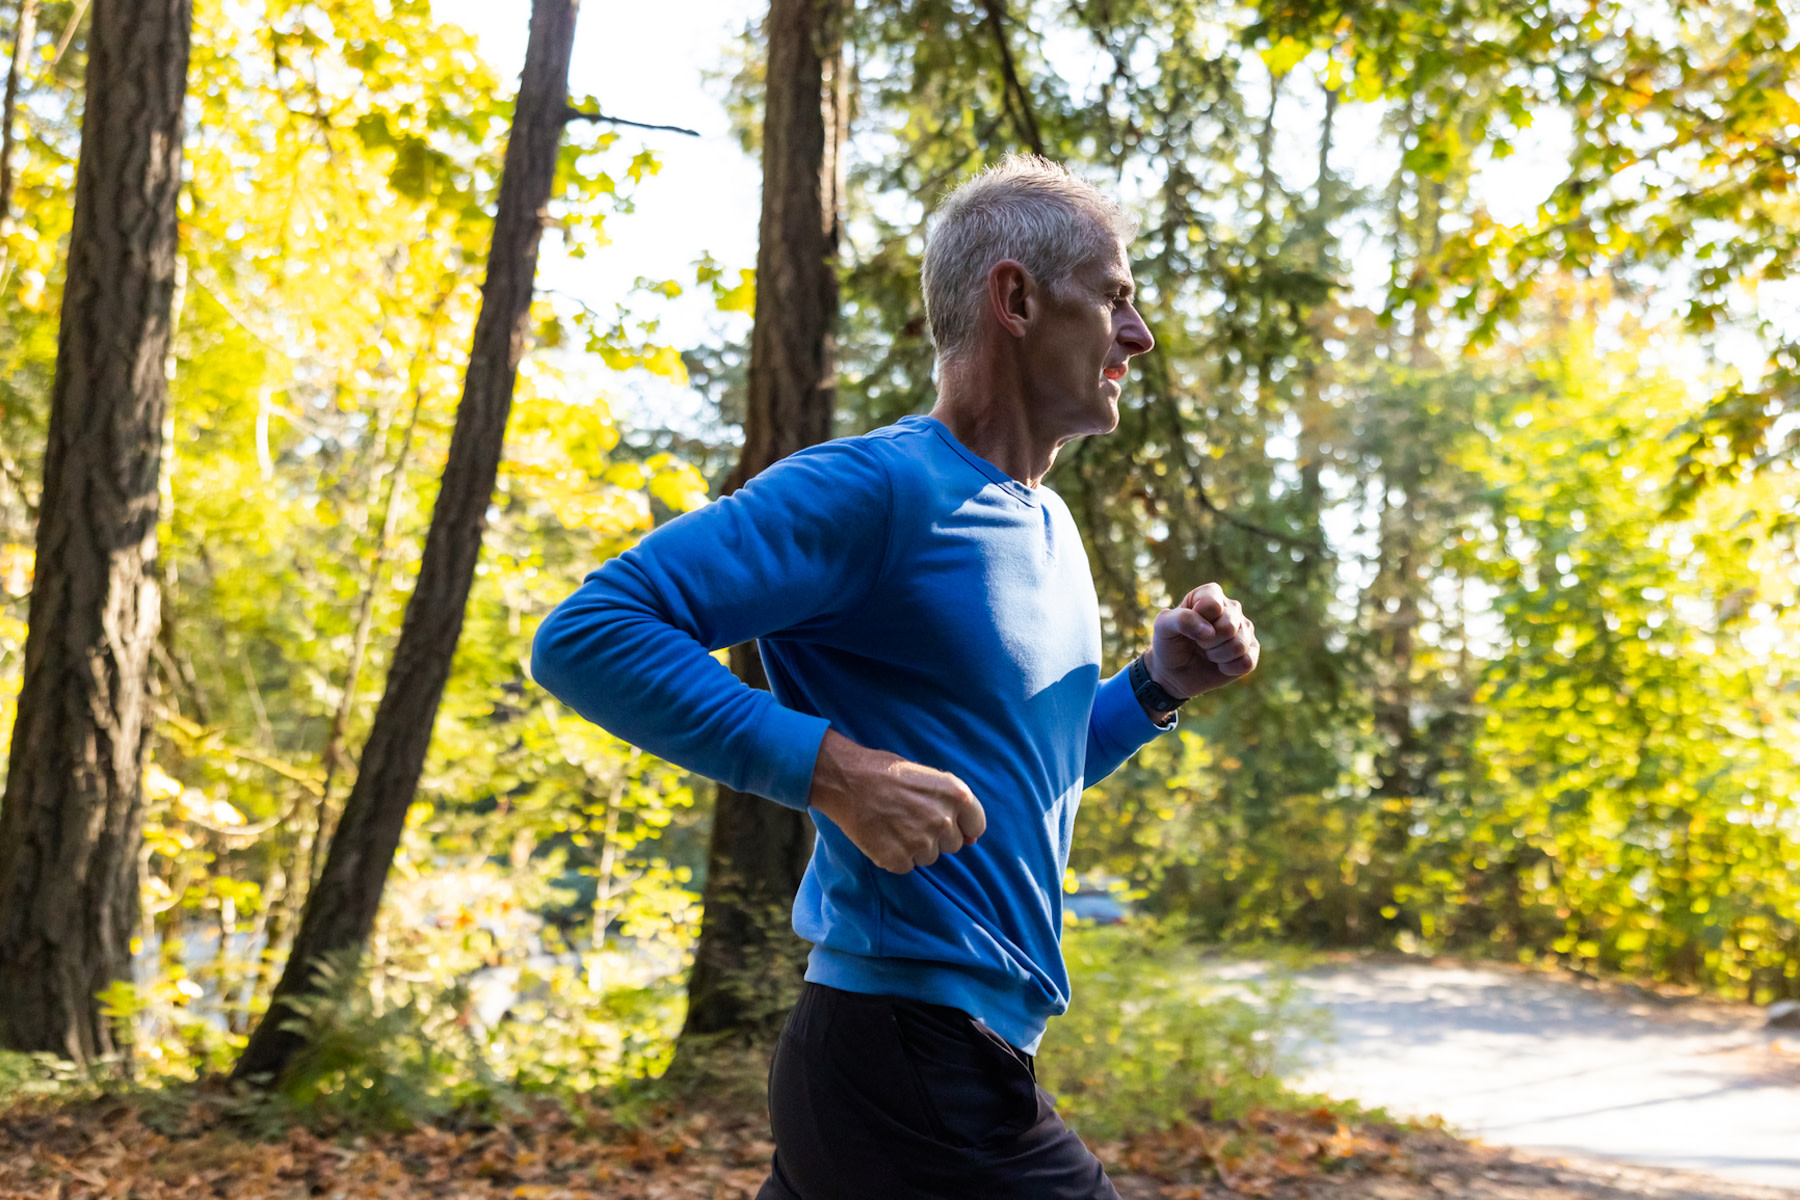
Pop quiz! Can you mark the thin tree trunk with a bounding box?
[50,0,84,69]
[0,0,192,1062]
[679,0,844,1046]
[584,748,637,992]
[231,0,582,1085]
[307,368,429,889]
[0,0,38,227]
[1316,86,1338,202]
[233,861,279,1033]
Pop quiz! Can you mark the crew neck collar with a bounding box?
[906,414,1042,507]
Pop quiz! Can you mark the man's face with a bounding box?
[1018,240,1154,442]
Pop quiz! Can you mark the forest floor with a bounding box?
[1,1088,1795,1200]
[0,1086,1792,1200]
[3,957,1797,1199]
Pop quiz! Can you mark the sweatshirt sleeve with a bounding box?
[531,439,893,810]
[1083,666,1173,788]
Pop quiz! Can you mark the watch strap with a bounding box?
[1129,653,1187,716]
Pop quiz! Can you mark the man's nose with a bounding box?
[1118,304,1154,356]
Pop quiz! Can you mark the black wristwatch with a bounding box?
[1129,653,1187,718]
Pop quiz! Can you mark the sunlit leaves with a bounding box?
[1424,321,1800,995]
[695,253,756,315]
[0,0,720,1065]
[1255,0,1800,485]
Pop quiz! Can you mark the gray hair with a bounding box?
[921,155,1137,364]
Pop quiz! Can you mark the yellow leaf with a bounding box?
[1260,37,1309,78]
[648,458,710,513]
[716,268,756,314]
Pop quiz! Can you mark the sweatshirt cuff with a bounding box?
[742,702,833,810]
[1091,665,1174,757]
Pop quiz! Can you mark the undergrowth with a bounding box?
[1040,923,1334,1140]
[1,923,1340,1143]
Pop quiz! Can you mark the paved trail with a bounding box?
[1287,962,1800,1194]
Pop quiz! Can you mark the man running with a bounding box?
[531,155,1261,1199]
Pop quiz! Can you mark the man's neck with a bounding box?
[928,358,1060,488]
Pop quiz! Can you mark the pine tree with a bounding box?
[680,0,846,1045]
[0,0,193,1062]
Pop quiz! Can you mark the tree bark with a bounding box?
[0,0,192,1062]
[680,0,844,1044]
[231,0,581,1084]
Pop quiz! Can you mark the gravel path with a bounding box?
[1287,961,1800,1194]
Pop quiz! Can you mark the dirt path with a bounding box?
[1108,1125,1800,1200]
[1284,960,1800,1195]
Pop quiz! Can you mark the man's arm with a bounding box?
[1084,582,1261,787]
[808,730,986,874]
[532,440,987,873]
[532,441,891,809]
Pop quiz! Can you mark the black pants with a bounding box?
[756,982,1119,1200]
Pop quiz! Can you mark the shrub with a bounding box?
[1038,924,1328,1140]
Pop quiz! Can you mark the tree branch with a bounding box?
[48,0,82,67]
[1193,482,1328,555]
[563,106,700,137]
[978,0,1046,157]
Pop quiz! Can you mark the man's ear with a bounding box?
[985,259,1033,340]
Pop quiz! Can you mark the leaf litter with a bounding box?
[2,1093,1787,1200]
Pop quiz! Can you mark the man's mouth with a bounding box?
[1102,364,1127,382]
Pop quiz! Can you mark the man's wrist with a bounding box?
[807,729,853,820]
[1130,652,1186,724]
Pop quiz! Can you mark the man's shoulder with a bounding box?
[746,426,897,489]
[840,415,940,461]
[777,417,941,484]
[1036,480,1076,519]
[727,424,929,530]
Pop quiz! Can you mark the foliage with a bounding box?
[1065,308,1800,999]
[1249,0,1800,488]
[0,0,710,1084]
[0,1052,101,1110]
[1040,926,1329,1140]
[1439,319,1800,994]
[265,952,500,1131]
[795,0,1800,1003]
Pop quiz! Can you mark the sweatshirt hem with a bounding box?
[805,945,1052,1054]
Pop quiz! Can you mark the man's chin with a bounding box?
[1091,390,1122,435]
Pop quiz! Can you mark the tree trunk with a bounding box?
[680,0,844,1045]
[231,0,581,1085]
[0,0,192,1063]
[0,0,39,228]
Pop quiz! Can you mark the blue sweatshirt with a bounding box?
[530,414,1169,1051]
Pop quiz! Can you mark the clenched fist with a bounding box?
[806,730,988,874]
[1144,582,1260,705]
